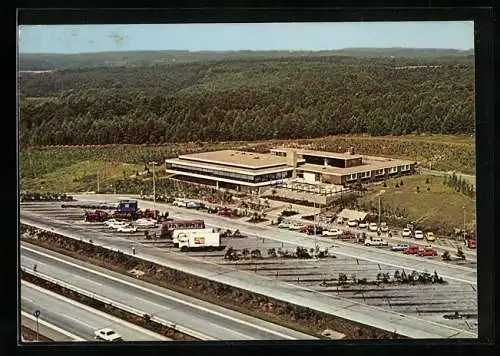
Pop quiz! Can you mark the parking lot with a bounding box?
[20,201,478,334]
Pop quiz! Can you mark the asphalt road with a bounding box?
[21,244,316,341]
[20,207,477,339]
[21,281,170,342]
[68,195,477,285]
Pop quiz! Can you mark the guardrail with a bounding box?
[21,268,213,341]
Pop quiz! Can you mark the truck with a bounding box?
[177,231,223,252]
[84,209,109,222]
[172,228,215,246]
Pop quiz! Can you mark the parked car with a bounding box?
[466,238,476,249]
[207,206,219,214]
[358,222,368,229]
[380,222,389,233]
[336,216,344,224]
[425,232,436,241]
[108,221,128,229]
[403,246,420,255]
[347,219,358,227]
[322,228,343,237]
[94,328,122,341]
[288,223,302,230]
[364,237,388,247]
[418,247,438,257]
[414,230,424,240]
[278,221,291,229]
[173,200,187,207]
[104,219,122,226]
[391,244,410,252]
[401,228,412,238]
[116,225,137,233]
[135,218,157,227]
[306,225,323,235]
[186,201,201,209]
[368,223,378,232]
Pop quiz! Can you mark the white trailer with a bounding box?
[177,232,221,252]
[172,228,214,245]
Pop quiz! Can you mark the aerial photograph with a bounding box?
[18,21,477,342]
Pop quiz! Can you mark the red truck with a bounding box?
[84,209,109,222]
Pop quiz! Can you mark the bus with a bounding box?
[160,219,205,239]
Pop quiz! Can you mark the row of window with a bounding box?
[345,164,412,181]
[169,163,292,183]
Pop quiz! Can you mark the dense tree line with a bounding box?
[19,56,474,146]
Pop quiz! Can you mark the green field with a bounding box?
[359,175,475,236]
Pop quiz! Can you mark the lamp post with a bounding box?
[149,161,158,219]
[463,206,466,241]
[33,310,40,342]
[378,190,386,227]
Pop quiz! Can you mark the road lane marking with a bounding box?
[21,311,86,341]
[21,245,299,340]
[21,296,35,304]
[63,314,97,330]
[133,297,171,311]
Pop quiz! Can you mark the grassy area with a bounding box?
[359,174,476,236]
[21,160,144,193]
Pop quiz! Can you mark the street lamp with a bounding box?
[33,310,40,342]
[378,190,386,227]
[463,206,466,240]
[149,161,158,219]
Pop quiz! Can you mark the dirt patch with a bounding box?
[21,325,53,342]
[21,224,407,340]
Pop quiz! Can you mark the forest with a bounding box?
[19,53,475,147]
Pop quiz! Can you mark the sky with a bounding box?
[18,22,474,54]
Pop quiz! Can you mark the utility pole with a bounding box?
[149,161,158,219]
[463,206,466,240]
[97,171,100,193]
[378,196,381,226]
[33,310,40,342]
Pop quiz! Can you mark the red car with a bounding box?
[417,247,438,257]
[403,246,420,255]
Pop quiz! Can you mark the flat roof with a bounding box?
[166,157,294,176]
[178,150,290,169]
[271,147,363,160]
[297,159,413,176]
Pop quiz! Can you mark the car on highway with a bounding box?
[358,222,368,229]
[347,219,358,227]
[116,225,137,233]
[380,222,389,233]
[414,230,424,240]
[368,223,378,232]
[417,247,438,257]
[288,223,302,230]
[403,246,420,255]
[278,221,291,229]
[104,219,123,226]
[401,228,412,238]
[94,328,123,342]
[322,228,343,237]
[425,232,436,241]
[391,243,410,252]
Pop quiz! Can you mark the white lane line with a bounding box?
[21,245,297,340]
[73,275,103,287]
[21,296,35,304]
[207,322,252,340]
[134,297,171,311]
[21,311,86,341]
[63,314,98,330]
[21,281,170,341]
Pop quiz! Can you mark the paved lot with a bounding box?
[20,200,478,336]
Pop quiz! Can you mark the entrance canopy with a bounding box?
[338,209,368,221]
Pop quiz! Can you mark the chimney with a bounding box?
[286,149,298,178]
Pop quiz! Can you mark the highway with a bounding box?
[20,207,477,339]
[21,281,170,342]
[69,195,477,285]
[21,243,317,341]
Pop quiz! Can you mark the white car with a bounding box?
[173,200,187,207]
[368,223,378,232]
[414,230,424,239]
[104,219,122,226]
[358,222,368,229]
[322,229,343,237]
[278,221,291,228]
[364,237,388,247]
[116,225,137,233]
[288,223,302,230]
[336,216,344,224]
[108,221,128,229]
[347,219,358,227]
[94,328,122,341]
[401,228,412,238]
[135,218,157,227]
[380,223,389,233]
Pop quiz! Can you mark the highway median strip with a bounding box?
[21,223,406,339]
[20,269,199,341]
